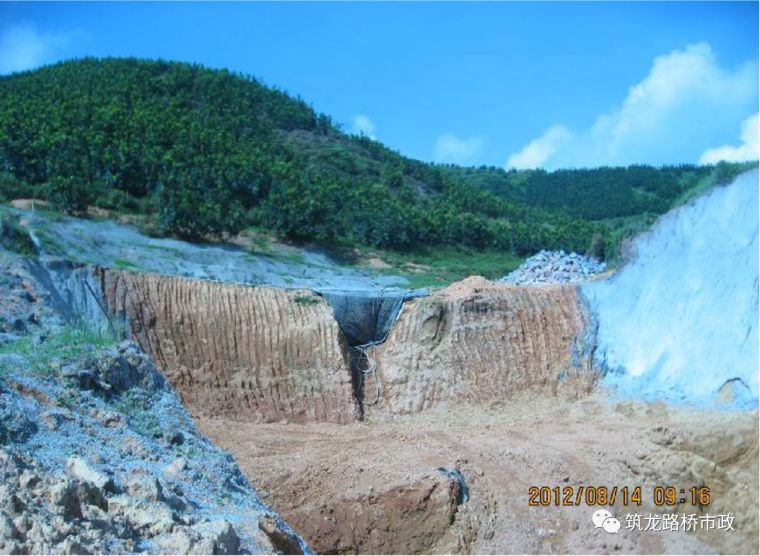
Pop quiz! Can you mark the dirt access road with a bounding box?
[199,390,758,554]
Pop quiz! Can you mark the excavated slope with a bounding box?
[584,170,759,406]
[92,270,598,424]
[96,268,359,424]
[367,277,598,418]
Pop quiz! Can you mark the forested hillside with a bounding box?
[0,58,752,261]
[443,163,754,220]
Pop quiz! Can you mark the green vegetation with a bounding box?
[0,58,606,257]
[0,209,36,255]
[442,161,753,261]
[113,389,162,437]
[114,258,139,270]
[353,246,524,289]
[0,58,754,265]
[0,321,117,375]
[443,162,753,221]
[293,294,321,305]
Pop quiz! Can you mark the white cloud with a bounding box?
[699,113,759,164]
[0,24,81,75]
[506,125,571,169]
[433,133,484,165]
[506,43,758,169]
[351,114,376,140]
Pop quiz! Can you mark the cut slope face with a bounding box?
[89,271,597,424]
[97,269,359,424]
[584,170,759,406]
[367,277,598,418]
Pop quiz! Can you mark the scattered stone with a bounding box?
[0,407,38,444]
[156,527,198,554]
[63,368,111,393]
[48,480,82,521]
[95,343,164,394]
[59,536,90,555]
[89,408,124,428]
[258,514,305,555]
[75,480,109,511]
[0,511,20,540]
[18,470,40,490]
[66,456,117,493]
[39,410,73,432]
[120,436,150,459]
[107,495,177,536]
[18,290,35,303]
[125,476,165,503]
[164,430,184,445]
[163,457,188,480]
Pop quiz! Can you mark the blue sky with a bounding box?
[0,1,757,169]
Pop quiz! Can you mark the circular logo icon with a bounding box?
[602,517,621,534]
[592,509,613,528]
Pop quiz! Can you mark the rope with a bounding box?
[353,345,380,406]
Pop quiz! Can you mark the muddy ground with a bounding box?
[199,390,758,555]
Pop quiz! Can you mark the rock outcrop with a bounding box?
[97,269,359,424]
[0,248,309,554]
[584,169,759,406]
[366,277,598,418]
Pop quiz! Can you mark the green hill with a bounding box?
[0,58,751,264]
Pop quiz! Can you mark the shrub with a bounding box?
[0,211,36,255]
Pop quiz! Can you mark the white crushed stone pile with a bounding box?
[500,250,607,285]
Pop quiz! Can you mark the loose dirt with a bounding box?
[199,391,758,555]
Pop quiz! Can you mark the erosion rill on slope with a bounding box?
[82,269,599,425]
[95,270,360,424]
[363,276,599,419]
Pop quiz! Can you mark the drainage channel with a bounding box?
[318,288,428,416]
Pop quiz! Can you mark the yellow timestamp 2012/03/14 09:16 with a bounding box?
[527,486,712,507]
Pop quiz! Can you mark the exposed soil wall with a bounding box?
[367,277,598,418]
[97,269,359,424]
[94,271,598,425]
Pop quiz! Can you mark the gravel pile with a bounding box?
[500,250,607,285]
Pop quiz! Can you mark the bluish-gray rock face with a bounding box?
[583,170,759,407]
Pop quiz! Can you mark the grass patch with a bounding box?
[0,321,118,375]
[114,258,138,270]
[240,227,308,265]
[27,227,66,255]
[354,246,524,289]
[293,294,321,305]
[600,213,660,266]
